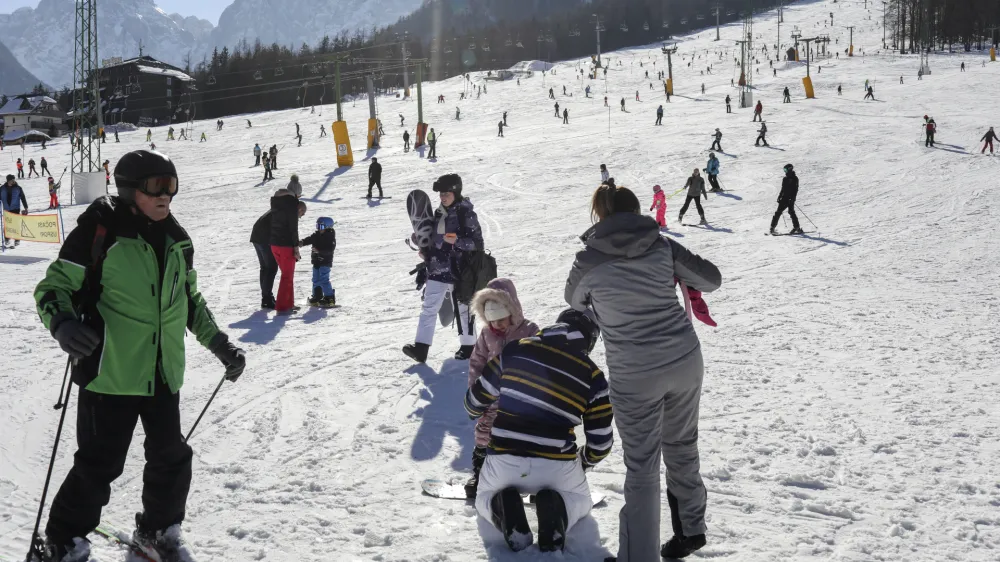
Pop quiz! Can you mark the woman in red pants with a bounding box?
[269,177,304,313]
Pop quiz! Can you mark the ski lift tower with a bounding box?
[662,43,677,96]
[737,5,754,108]
[918,1,931,75]
[70,0,104,204]
[593,14,603,68]
[800,37,818,98]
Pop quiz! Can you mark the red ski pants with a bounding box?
[49,192,59,208]
[983,140,994,154]
[270,245,296,311]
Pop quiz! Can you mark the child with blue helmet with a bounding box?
[299,216,337,307]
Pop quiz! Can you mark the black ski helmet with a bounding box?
[432,173,463,198]
[113,150,178,201]
[783,163,794,173]
[554,308,600,354]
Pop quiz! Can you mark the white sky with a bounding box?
[2,0,230,26]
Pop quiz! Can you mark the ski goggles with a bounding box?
[137,176,178,197]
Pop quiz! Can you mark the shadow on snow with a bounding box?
[406,359,477,471]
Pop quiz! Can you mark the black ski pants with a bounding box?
[428,141,437,159]
[254,155,261,166]
[45,377,192,544]
[254,242,278,302]
[755,133,768,146]
[707,174,721,191]
[770,200,800,230]
[925,132,935,147]
[678,196,704,219]
[726,104,732,113]
[655,115,663,125]
[753,112,762,122]
[368,178,383,198]
[710,140,722,151]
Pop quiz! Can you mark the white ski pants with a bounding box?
[476,455,593,532]
[415,279,476,347]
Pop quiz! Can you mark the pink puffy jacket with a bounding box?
[468,278,540,448]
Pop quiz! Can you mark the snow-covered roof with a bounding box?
[136,65,193,82]
[0,95,59,116]
[2,129,52,142]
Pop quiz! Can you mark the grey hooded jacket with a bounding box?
[565,213,722,376]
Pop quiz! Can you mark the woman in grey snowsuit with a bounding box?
[565,184,721,562]
[677,169,707,225]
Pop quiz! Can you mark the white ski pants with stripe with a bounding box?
[415,279,476,347]
[476,455,593,532]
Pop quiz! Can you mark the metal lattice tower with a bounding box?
[739,3,754,108]
[71,0,101,180]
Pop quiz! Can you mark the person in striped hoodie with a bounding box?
[465,309,612,554]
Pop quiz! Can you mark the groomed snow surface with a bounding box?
[2,0,999,560]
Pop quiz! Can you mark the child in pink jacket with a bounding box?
[650,184,667,228]
[465,278,540,498]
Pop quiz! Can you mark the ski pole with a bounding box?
[796,204,819,230]
[668,186,687,198]
[184,373,228,443]
[26,357,75,562]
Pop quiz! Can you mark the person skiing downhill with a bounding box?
[463,279,540,499]
[650,185,667,228]
[656,105,664,125]
[677,169,708,225]
[402,174,483,363]
[710,128,723,152]
[705,153,722,192]
[755,122,769,146]
[466,309,612,554]
[566,184,721,562]
[30,149,246,562]
[980,127,996,154]
[770,164,803,235]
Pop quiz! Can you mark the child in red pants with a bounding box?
[650,185,667,228]
[47,177,60,209]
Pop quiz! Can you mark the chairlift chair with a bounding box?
[681,17,688,25]
[643,21,650,31]
[253,70,263,80]
[505,37,512,46]
[516,41,524,48]
[620,23,628,32]
[207,74,217,85]
[275,67,285,76]
[697,14,705,20]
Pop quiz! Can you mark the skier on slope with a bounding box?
[403,130,411,152]
[427,128,438,159]
[554,102,560,117]
[402,174,482,363]
[770,163,803,235]
[980,126,996,154]
[677,169,708,225]
[725,95,732,113]
[600,164,610,183]
[465,309,612,553]
[710,128,723,152]
[755,122,769,146]
[783,86,791,103]
[1,174,28,246]
[650,184,667,228]
[463,279,540,499]
[753,100,763,121]
[705,153,722,192]
[30,150,246,562]
[269,145,278,169]
[656,105,664,126]
[925,117,937,147]
[299,216,337,307]
[563,108,569,124]
[253,144,262,166]
[367,158,383,199]
[864,85,875,101]
[566,185,721,561]
[498,120,505,137]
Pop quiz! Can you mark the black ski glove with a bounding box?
[52,318,100,359]
[409,262,427,291]
[209,333,246,382]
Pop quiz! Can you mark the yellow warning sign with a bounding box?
[2,211,61,244]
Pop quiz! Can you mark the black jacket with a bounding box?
[300,229,336,267]
[250,210,272,245]
[779,172,799,203]
[982,130,998,142]
[269,193,299,246]
[369,161,382,181]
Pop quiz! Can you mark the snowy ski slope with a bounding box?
[2,0,998,560]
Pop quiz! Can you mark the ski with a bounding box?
[93,524,156,562]
[360,196,393,199]
[682,224,710,227]
[765,231,816,236]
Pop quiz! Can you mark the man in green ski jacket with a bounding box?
[32,150,246,562]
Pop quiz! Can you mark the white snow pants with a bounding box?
[415,279,476,347]
[475,455,592,531]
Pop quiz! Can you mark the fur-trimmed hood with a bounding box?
[471,278,525,327]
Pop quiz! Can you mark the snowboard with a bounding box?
[406,189,435,249]
[421,478,606,507]
[766,231,816,236]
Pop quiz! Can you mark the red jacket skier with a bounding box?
[650,185,667,228]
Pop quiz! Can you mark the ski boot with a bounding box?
[308,287,322,306]
[454,345,474,360]
[31,536,91,562]
[464,446,488,499]
[790,227,804,235]
[403,343,430,363]
[698,216,707,225]
[319,294,337,308]
[490,487,533,552]
[261,296,276,309]
[660,534,706,559]
[535,489,568,552]
[133,513,194,562]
